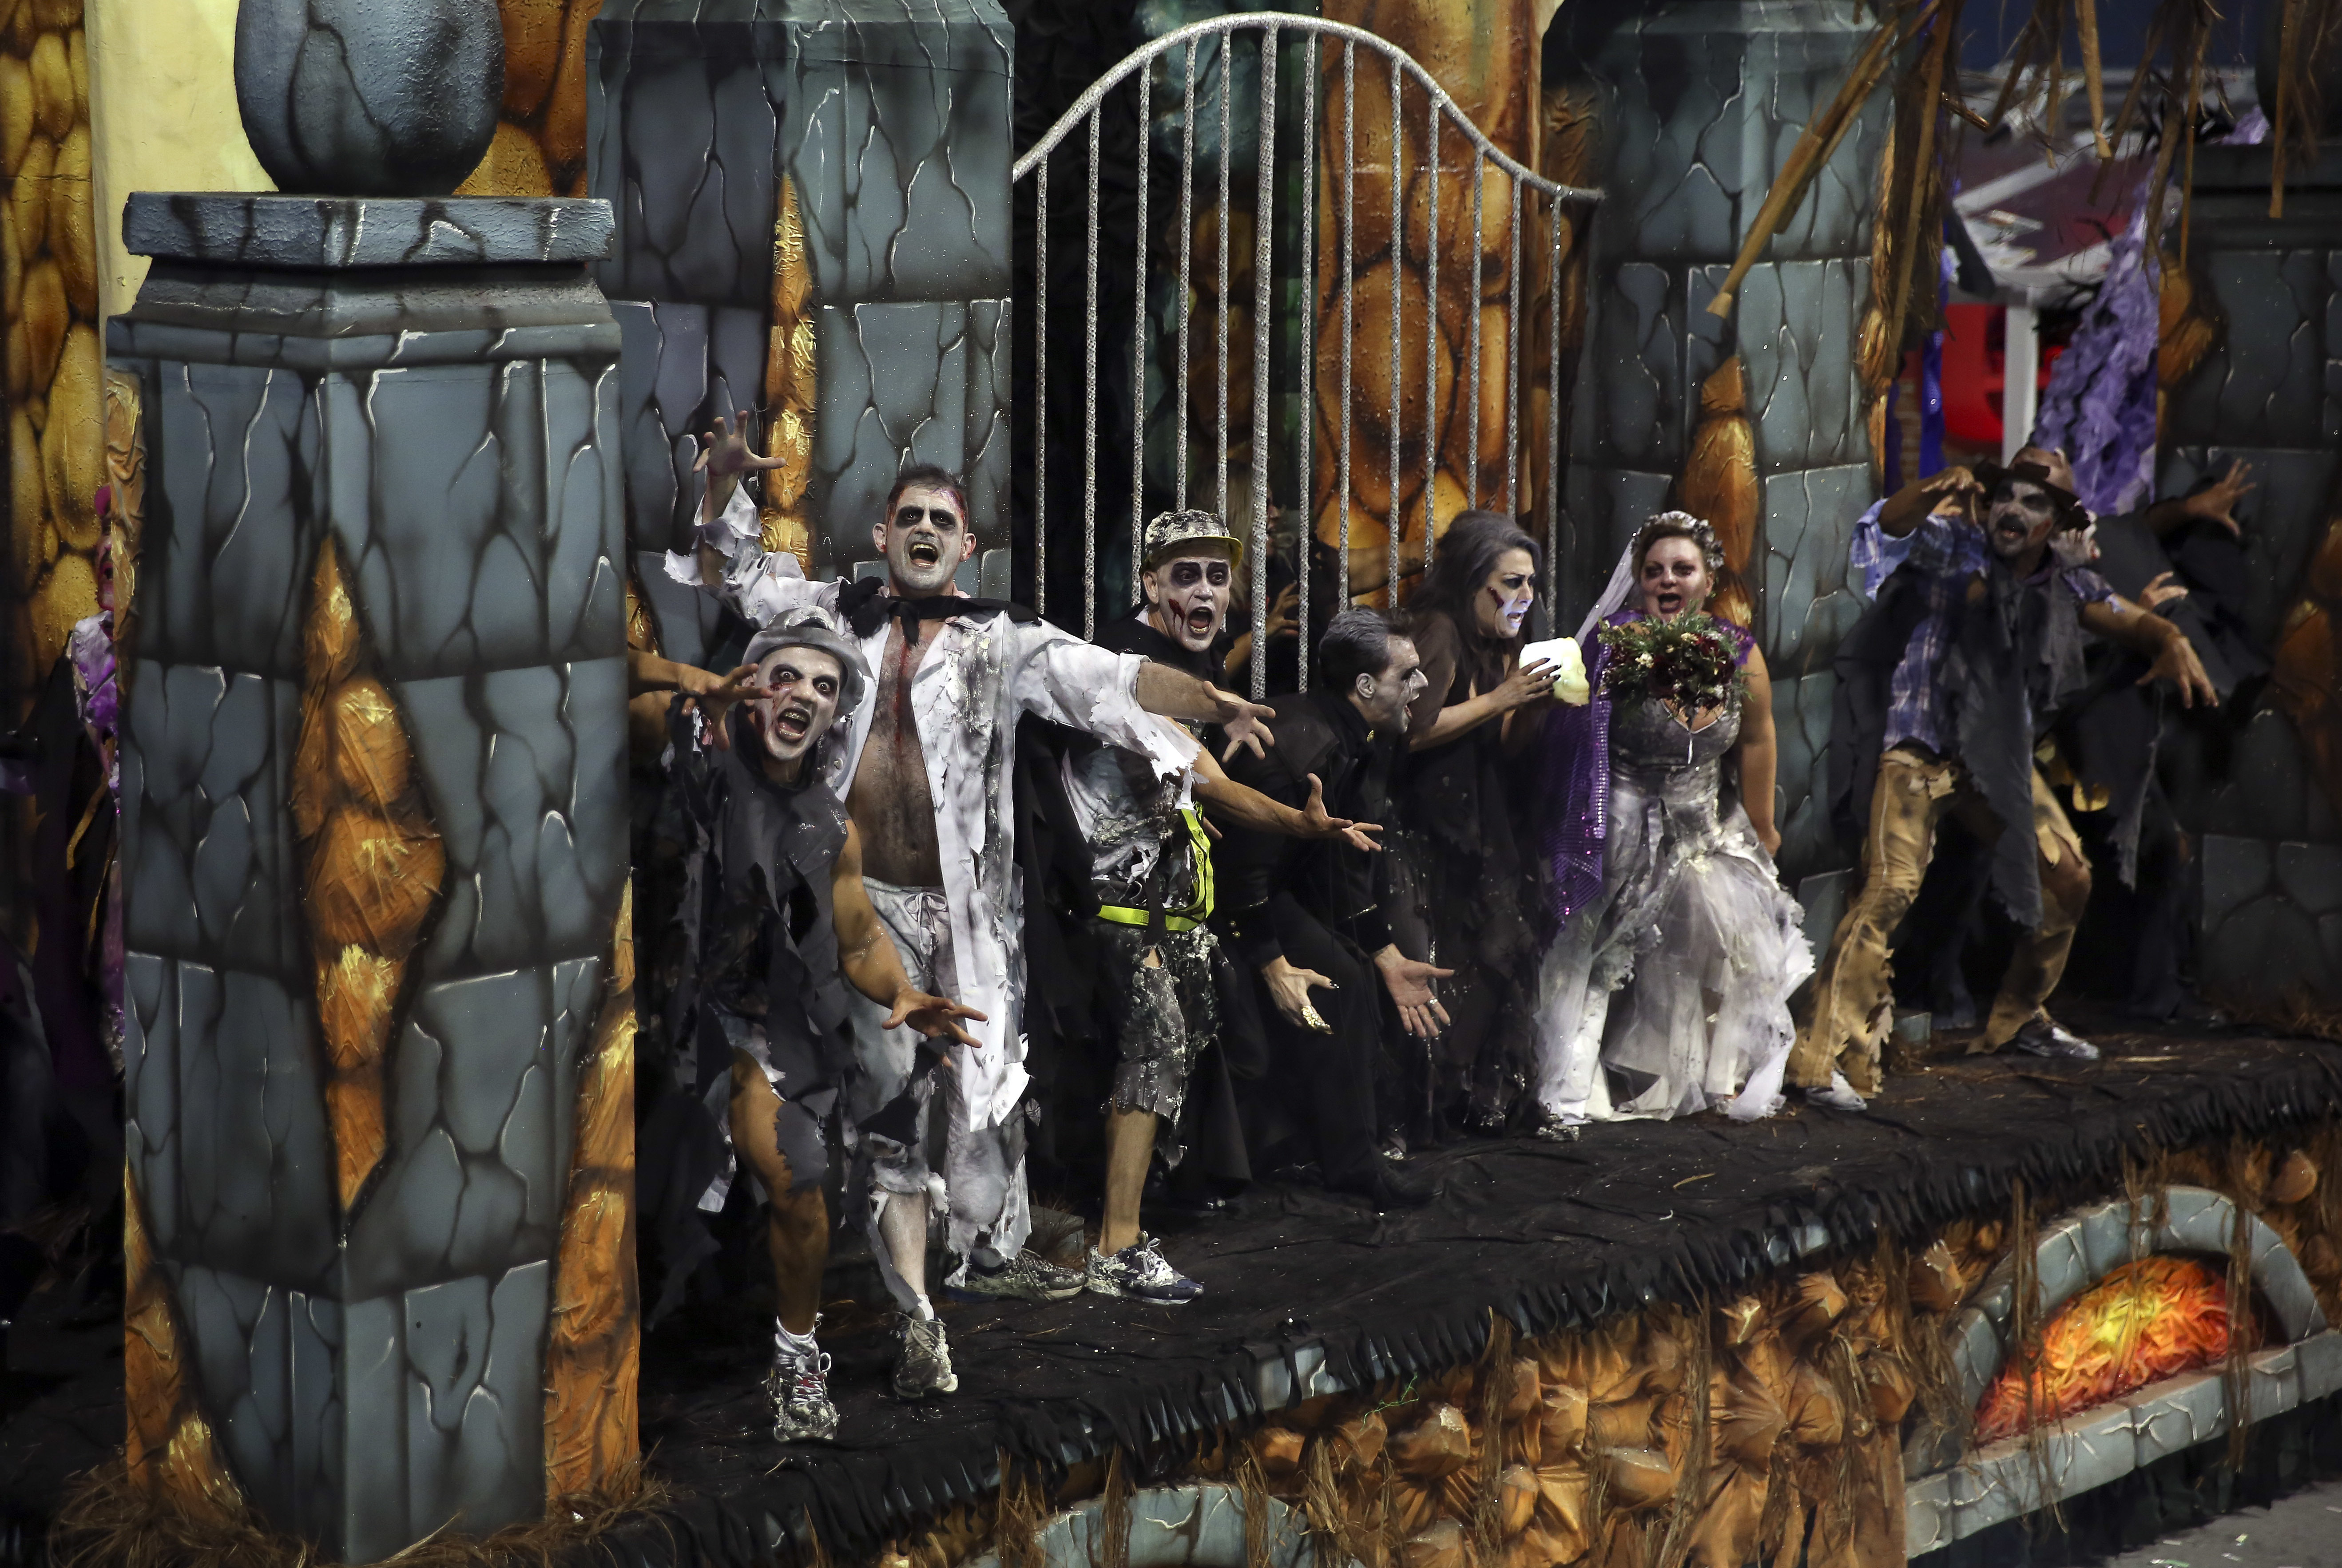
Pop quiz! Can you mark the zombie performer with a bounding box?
[1531,513,1807,1128]
[1798,447,2219,1107]
[1212,610,1448,1210]
[1385,511,1559,1136]
[664,607,984,1437]
[1062,510,1379,1301]
[672,416,1272,1303]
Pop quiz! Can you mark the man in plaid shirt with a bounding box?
[1793,447,2219,1109]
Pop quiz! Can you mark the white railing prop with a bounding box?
[1015,12,1600,693]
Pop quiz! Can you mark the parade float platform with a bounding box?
[8,1010,2342,1568]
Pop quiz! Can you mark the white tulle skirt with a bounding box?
[1533,772,1813,1123]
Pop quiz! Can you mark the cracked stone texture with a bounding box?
[589,0,1015,561]
[2152,146,2342,1009]
[1558,0,1886,889]
[234,0,505,197]
[113,195,626,1561]
[125,194,615,270]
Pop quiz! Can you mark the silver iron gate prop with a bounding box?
[1015,12,1602,694]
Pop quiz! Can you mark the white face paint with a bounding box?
[749,647,844,772]
[1477,547,1537,640]
[1142,547,1236,653]
[875,482,973,596]
[1355,637,1426,732]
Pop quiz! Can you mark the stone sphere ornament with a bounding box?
[235,0,505,195]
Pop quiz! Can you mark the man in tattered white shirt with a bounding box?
[669,416,1272,1316]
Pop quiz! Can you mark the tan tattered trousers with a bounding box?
[1789,744,2092,1091]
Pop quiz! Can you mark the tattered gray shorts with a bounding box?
[1094,921,1221,1121]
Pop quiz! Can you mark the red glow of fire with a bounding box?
[1975,1255,2256,1443]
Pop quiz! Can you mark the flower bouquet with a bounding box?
[1595,612,1742,713]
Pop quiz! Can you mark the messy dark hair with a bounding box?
[1413,510,1543,652]
[1318,607,1405,690]
[884,463,969,526]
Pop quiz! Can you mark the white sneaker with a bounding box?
[1802,1072,1867,1111]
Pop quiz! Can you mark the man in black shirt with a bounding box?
[1212,609,1449,1208]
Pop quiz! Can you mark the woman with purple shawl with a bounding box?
[1531,514,1810,1130]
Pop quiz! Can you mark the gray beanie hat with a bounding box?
[742,606,870,720]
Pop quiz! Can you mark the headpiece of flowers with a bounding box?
[1631,511,1726,576]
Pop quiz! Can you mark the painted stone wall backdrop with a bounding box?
[1552,0,1887,887]
[1311,0,1540,602]
[588,0,1013,582]
[3,0,101,718]
[111,193,631,1560]
[2159,145,2342,1010]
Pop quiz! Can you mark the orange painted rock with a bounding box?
[2272,1150,2319,1205]
[1908,1241,1966,1313]
[1600,1447,1676,1511]
[1403,1519,1471,1568]
[1392,1403,1473,1478]
[1250,1425,1304,1477]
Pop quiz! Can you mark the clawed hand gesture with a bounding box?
[884,988,988,1049]
[1213,686,1280,761]
[2183,459,2254,536]
[686,663,764,749]
[691,410,785,519]
[692,410,786,482]
[1300,772,1384,854]
[2139,634,2219,709]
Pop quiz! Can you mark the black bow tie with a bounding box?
[837,577,1036,640]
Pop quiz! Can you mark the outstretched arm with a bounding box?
[1878,465,1984,538]
[1187,739,1382,851]
[2145,458,2253,539]
[2078,596,2219,708]
[833,822,986,1045]
[1132,661,1278,760]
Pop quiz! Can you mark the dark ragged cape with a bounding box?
[1830,557,2093,929]
[639,700,853,1325]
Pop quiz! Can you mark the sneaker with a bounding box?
[892,1315,959,1399]
[1085,1235,1204,1305]
[766,1338,839,1442]
[947,1250,1086,1303]
[2008,1017,2100,1061]
[1802,1072,1867,1111]
[1530,1112,1585,1143]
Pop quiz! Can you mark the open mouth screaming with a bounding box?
[1652,588,1686,616]
[1185,605,1218,637]
[905,535,943,570]
[769,701,816,744]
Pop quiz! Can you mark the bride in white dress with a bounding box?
[1531,513,1813,1127]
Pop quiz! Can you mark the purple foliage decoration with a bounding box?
[2031,189,2163,515]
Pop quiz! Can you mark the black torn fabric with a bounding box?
[573,1021,2342,1568]
[1944,562,2097,928]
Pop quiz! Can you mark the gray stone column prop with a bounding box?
[588,0,1014,578]
[1553,0,1889,884]
[110,192,627,1560]
[2159,145,2342,1007]
[234,0,504,196]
